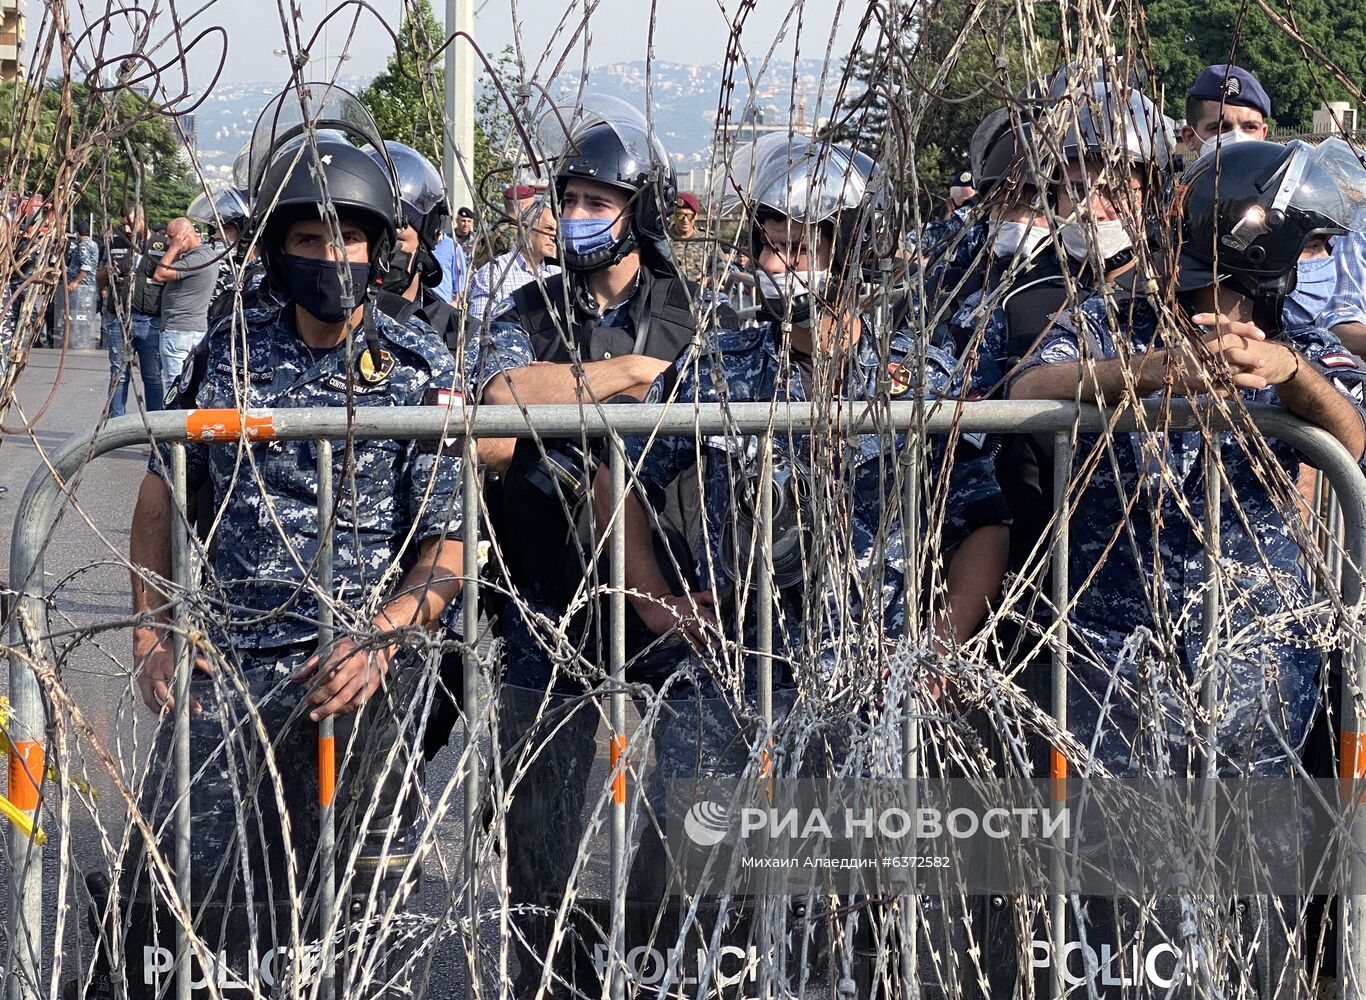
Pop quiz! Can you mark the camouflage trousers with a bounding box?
[114,642,432,997]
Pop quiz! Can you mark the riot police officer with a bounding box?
[124,85,465,994]
[951,82,1173,584]
[464,96,730,995]
[369,140,464,350]
[1009,136,1366,999]
[595,132,1010,996]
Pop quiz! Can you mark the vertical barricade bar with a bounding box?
[6,540,45,1000]
[460,440,481,996]
[1339,455,1366,999]
[901,432,921,996]
[755,437,775,999]
[315,440,337,1000]
[1200,452,1222,835]
[1049,431,1072,1000]
[170,443,193,1000]
[607,444,628,1000]
[756,437,774,723]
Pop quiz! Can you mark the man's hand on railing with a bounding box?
[630,589,720,653]
[290,634,397,721]
[133,626,212,716]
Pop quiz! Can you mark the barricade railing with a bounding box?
[5,399,1366,1000]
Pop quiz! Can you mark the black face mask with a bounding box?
[381,248,418,295]
[280,254,371,323]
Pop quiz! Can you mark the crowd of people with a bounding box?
[65,60,1366,994]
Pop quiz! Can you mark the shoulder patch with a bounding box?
[419,385,465,452]
[887,362,913,397]
[1318,352,1359,369]
[357,347,396,385]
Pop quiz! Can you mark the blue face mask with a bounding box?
[1283,255,1338,327]
[280,254,372,323]
[559,216,620,257]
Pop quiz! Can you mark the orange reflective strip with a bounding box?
[185,409,275,443]
[1341,732,1366,801]
[318,736,336,808]
[609,735,627,805]
[8,740,43,811]
[1050,747,1067,804]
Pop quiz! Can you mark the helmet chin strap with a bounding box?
[1225,272,1292,338]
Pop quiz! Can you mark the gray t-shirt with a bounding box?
[159,242,223,333]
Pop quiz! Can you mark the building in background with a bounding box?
[176,112,198,154]
[1313,101,1359,135]
[0,0,24,82]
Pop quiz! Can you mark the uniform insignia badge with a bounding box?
[887,361,913,398]
[1225,76,1242,98]
[1319,352,1358,368]
[357,348,395,385]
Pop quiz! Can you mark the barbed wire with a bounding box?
[1,0,1364,998]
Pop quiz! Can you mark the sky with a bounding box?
[65,0,868,90]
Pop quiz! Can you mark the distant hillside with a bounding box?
[188,58,842,187]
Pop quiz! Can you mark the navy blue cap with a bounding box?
[1187,64,1271,118]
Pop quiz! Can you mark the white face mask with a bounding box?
[989,220,1049,259]
[757,268,829,306]
[1198,128,1258,159]
[1060,218,1133,262]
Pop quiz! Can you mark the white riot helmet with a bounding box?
[719,133,883,325]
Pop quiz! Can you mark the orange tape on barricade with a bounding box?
[609,735,627,805]
[318,736,336,808]
[8,740,43,811]
[1050,747,1067,805]
[1341,732,1366,802]
[186,409,275,443]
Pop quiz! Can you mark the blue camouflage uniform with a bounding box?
[142,302,465,920]
[626,319,1009,669]
[1015,289,1366,775]
[65,234,98,287]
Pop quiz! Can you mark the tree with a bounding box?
[1141,0,1366,130]
[825,0,1060,215]
[357,0,447,167]
[357,0,521,213]
[0,80,197,228]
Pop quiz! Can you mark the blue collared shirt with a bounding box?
[1323,230,1366,329]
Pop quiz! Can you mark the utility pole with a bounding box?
[444,0,475,214]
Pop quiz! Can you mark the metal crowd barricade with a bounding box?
[5,400,1366,999]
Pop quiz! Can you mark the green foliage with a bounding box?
[357,0,520,213]
[357,0,447,167]
[826,0,1059,214]
[1142,0,1366,130]
[0,80,197,228]
[473,45,526,210]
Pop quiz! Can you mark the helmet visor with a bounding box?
[1283,137,1366,231]
[717,133,875,224]
[535,93,669,175]
[247,82,391,198]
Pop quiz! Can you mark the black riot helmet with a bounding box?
[187,189,250,241]
[1177,138,1366,333]
[370,140,448,290]
[540,95,678,275]
[380,140,450,247]
[246,83,400,299]
[254,136,399,294]
[971,107,1031,199]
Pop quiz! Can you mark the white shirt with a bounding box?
[466,248,560,324]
